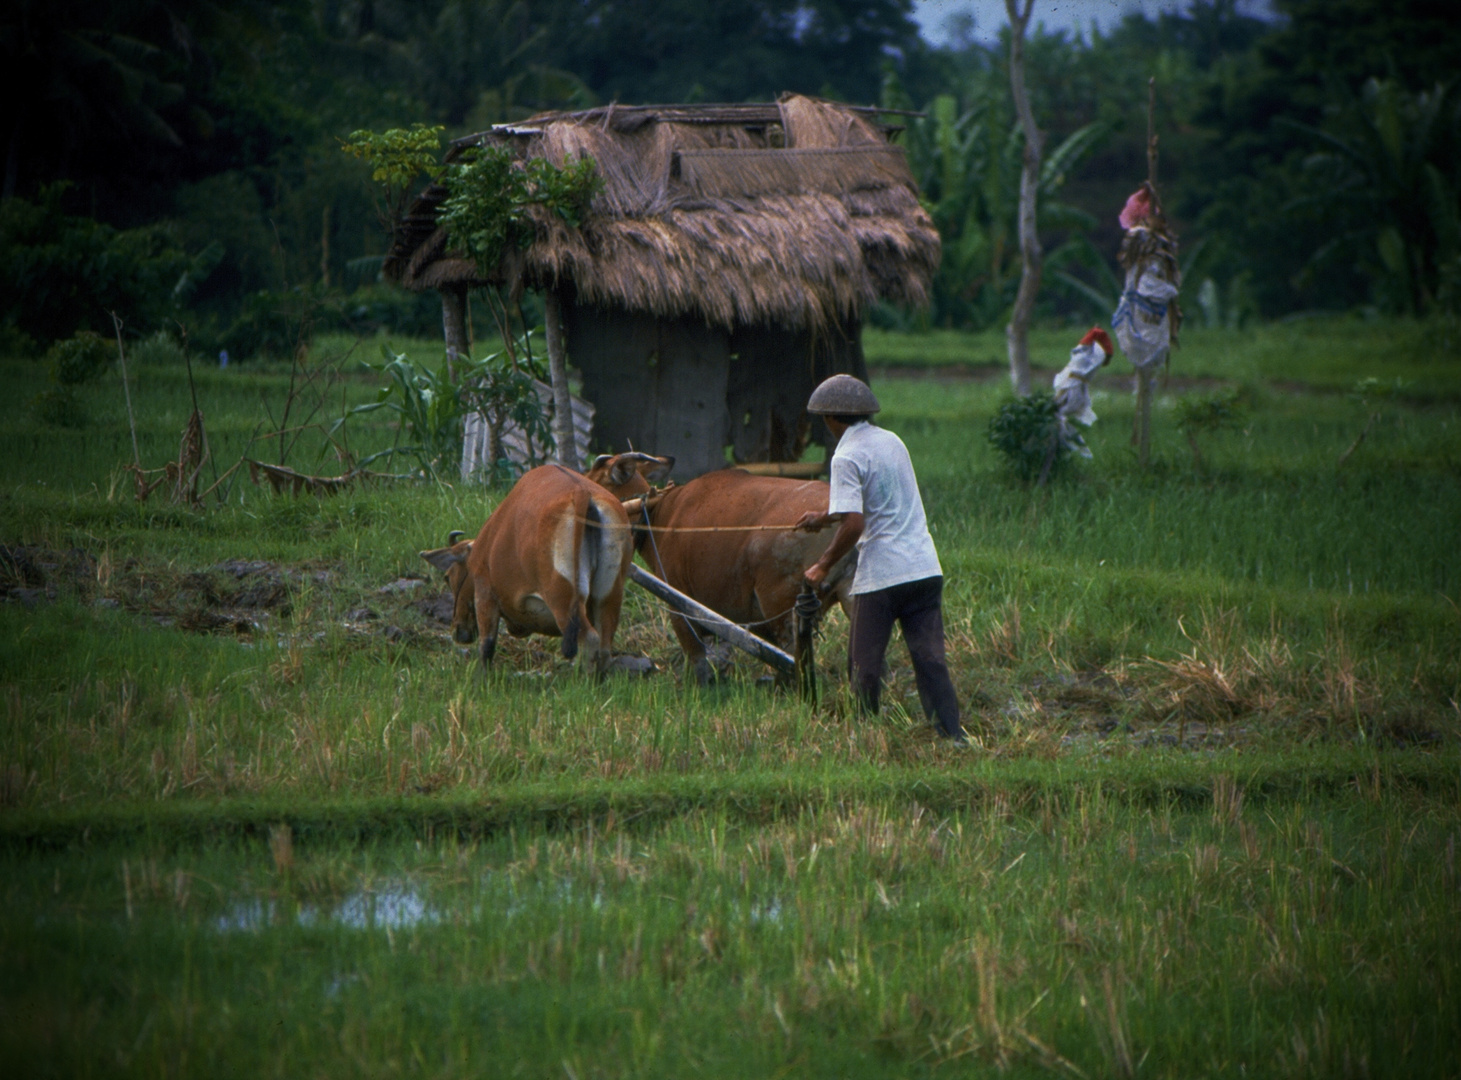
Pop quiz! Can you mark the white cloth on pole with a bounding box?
[1112,230,1180,372]
[1053,341,1108,458]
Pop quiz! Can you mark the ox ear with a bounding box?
[640,455,675,484]
[605,457,640,487]
[420,544,469,573]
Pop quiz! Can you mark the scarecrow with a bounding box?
[1112,183,1181,372]
[1111,182,1181,461]
[1052,326,1114,458]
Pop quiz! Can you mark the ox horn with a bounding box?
[447,530,466,545]
[590,454,614,470]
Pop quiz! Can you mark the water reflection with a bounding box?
[214,881,440,932]
[211,877,789,933]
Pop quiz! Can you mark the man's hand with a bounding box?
[795,510,830,532]
[801,511,863,588]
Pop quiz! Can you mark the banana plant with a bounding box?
[903,87,1109,328]
[1284,78,1461,315]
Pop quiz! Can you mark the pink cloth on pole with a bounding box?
[1119,189,1150,231]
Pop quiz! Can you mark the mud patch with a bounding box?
[412,592,455,626]
[1,545,95,607]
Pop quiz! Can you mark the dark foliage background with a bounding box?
[3,0,1459,353]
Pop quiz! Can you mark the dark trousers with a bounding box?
[848,575,963,739]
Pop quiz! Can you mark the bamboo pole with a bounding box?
[110,312,140,468]
[1134,76,1159,468]
[626,564,796,677]
[1135,369,1154,466]
[544,289,577,469]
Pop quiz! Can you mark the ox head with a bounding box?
[584,452,675,499]
[419,530,476,644]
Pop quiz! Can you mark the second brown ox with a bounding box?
[630,468,857,684]
[421,452,673,675]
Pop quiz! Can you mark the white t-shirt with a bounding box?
[827,421,942,594]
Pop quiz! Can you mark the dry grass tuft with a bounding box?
[270,823,295,874]
[1212,774,1245,827]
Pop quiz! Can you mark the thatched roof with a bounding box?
[384,95,939,332]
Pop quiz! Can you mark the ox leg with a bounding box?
[667,613,713,686]
[538,573,601,668]
[476,589,500,668]
[587,587,625,680]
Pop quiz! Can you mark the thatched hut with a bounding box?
[384,94,939,479]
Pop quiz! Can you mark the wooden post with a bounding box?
[1135,368,1154,466]
[1004,0,1044,398]
[110,312,140,468]
[1134,76,1159,468]
[627,565,796,677]
[1147,77,1159,192]
[544,289,577,469]
[440,285,468,383]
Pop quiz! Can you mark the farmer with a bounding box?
[795,374,966,744]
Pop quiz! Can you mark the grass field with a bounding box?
[2,318,1460,1076]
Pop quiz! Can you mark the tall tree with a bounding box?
[1004,0,1042,397]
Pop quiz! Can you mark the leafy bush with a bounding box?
[45,331,113,385]
[30,387,87,428]
[461,348,555,484]
[215,283,444,361]
[0,184,189,342]
[341,283,442,338]
[987,392,1065,483]
[340,125,446,229]
[130,330,186,367]
[1175,389,1247,471]
[219,286,347,361]
[439,146,601,275]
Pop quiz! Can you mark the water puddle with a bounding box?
[214,881,441,933]
[210,877,789,934]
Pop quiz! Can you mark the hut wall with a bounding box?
[565,302,870,478]
[564,304,731,480]
[726,327,816,463]
[750,318,868,457]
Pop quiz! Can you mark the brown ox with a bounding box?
[631,468,857,684]
[420,453,674,674]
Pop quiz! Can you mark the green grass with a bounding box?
[4,767,1458,1077]
[865,316,1461,399]
[3,318,1460,1075]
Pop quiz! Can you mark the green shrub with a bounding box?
[130,330,186,367]
[0,184,188,342]
[1175,388,1247,471]
[30,386,87,428]
[987,392,1065,482]
[342,283,442,338]
[219,286,347,361]
[45,330,112,385]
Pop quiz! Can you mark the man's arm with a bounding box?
[802,512,863,587]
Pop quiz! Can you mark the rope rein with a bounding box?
[578,518,813,533]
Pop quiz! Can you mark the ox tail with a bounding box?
[559,494,601,660]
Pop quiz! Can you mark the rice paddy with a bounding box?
[2,317,1459,1076]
